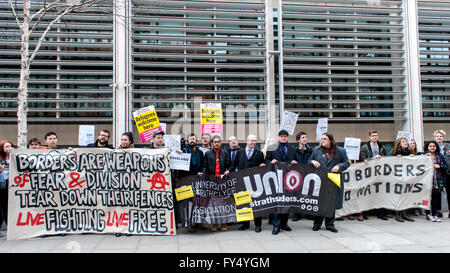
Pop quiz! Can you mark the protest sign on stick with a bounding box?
[200,103,222,137]
[280,110,299,136]
[344,137,361,161]
[316,118,328,141]
[133,105,163,143]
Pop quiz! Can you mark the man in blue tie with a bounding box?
[265,130,298,235]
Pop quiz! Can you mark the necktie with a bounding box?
[215,149,221,178]
[231,150,236,162]
[247,149,253,160]
[280,144,287,161]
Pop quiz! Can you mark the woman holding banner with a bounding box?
[389,137,416,222]
[118,132,134,149]
[308,133,349,233]
[116,132,134,237]
[423,141,448,222]
[0,140,16,236]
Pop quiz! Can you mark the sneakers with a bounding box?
[427,215,442,222]
[433,216,442,222]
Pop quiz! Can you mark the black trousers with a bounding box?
[240,217,262,228]
[272,213,289,228]
[445,177,450,214]
[0,186,8,225]
[426,189,442,216]
[313,211,335,228]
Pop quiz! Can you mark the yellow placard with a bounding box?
[236,207,254,222]
[134,109,160,134]
[175,185,194,201]
[234,191,252,206]
[201,108,222,124]
[328,173,341,188]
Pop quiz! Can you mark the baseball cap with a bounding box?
[152,130,165,138]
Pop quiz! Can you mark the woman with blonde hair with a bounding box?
[261,137,276,159]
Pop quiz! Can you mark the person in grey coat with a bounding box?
[308,132,350,233]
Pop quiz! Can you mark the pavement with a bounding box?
[1,213,450,253]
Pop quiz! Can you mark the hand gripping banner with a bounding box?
[7,148,175,240]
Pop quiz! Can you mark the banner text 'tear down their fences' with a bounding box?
[7,148,175,240]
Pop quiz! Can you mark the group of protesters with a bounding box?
[0,128,449,238]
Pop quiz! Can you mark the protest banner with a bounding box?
[344,137,361,161]
[133,105,163,143]
[336,155,434,217]
[7,148,175,240]
[200,103,222,136]
[280,110,299,136]
[175,163,338,225]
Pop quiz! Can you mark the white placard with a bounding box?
[316,118,328,141]
[344,137,361,161]
[396,131,412,143]
[169,152,191,171]
[164,135,181,152]
[160,123,167,134]
[79,125,95,146]
[280,110,299,136]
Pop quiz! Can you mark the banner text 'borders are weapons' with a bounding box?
[8,148,175,240]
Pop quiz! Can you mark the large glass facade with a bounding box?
[0,0,449,130]
[418,0,450,121]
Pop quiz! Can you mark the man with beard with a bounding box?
[199,135,231,231]
[181,133,206,232]
[87,129,114,149]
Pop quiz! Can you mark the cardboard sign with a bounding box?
[133,105,163,143]
[169,152,191,171]
[200,103,222,136]
[344,137,361,161]
[280,110,299,136]
[78,125,95,146]
[175,185,194,201]
[236,207,254,222]
[316,118,328,141]
[233,191,252,206]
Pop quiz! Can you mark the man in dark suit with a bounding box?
[226,136,241,172]
[265,130,298,235]
[199,135,231,231]
[232,134,266,232]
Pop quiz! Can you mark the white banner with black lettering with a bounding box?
[7,148,176,240]
[336,155,434,217]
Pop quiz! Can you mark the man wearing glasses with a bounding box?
[87,129,114,149]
